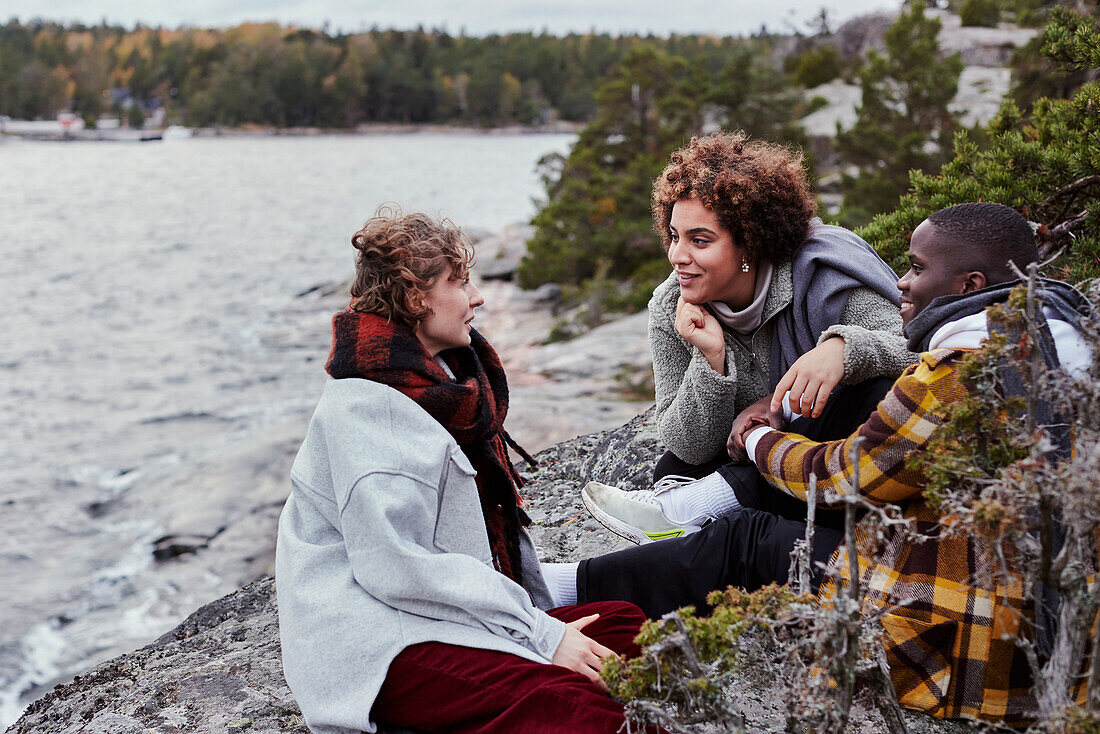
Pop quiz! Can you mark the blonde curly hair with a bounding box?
[348,205,474,328]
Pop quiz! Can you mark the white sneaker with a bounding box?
[580,480,707,545]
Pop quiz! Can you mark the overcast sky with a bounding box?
[4,0,899,36]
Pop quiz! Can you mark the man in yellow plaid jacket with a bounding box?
[551,203,1094,726]
[745,324,1088,723]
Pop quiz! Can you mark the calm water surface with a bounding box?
[0,132,574,725]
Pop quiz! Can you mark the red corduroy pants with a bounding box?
[372,600,647,733]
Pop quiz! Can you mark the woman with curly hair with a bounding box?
[580,131,916,544]
[275,207,650,734]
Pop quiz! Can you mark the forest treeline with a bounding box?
[0,19,789,127]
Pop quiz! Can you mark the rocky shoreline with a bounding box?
[4,11,1045,719]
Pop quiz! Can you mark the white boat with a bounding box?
[162,126,194,140]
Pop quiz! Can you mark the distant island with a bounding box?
[0,21,797,131]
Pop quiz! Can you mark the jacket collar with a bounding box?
[904,278,1091,352]
[761,258,793,324]
[922,347,966,370]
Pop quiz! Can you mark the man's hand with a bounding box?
[770,337,846,419]
[550,614,615,691]
[727,395,783,462]
[675,296,726,374]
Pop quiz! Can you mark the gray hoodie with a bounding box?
[276,378,564,734]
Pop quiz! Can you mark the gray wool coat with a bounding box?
[275,378,564,734]
[650,220,919,465]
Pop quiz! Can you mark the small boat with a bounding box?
[162,126,194,140]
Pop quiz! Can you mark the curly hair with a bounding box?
[652,131,817,263]
[348,206,474,329]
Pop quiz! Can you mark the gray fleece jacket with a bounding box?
[275,378,564,734]
[650,222,919,465]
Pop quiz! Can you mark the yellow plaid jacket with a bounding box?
[753,348,1079,725]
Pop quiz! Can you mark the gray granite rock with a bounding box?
[800,9,1040,141]
[828,8,1038,66]
[833,12,896,60]
[7,577,304,734]
[522,408,659,562]
[531,312,651,380]
[473,223,534,281]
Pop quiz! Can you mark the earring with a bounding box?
[741,257,751,273]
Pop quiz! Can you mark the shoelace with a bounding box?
[650,474,710,526]
[631,490,661,506]
[652,474,699,494]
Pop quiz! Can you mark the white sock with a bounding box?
[539,561,579,607]
[657,472,741,523]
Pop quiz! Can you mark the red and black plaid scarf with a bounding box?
[326,309,532,583]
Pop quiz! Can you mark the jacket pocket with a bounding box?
[433,446,493,563]
[880,613,957,716]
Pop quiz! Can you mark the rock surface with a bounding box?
[827,8,1039,66]
[799,9,1039,140]
[9,411,973,734]
[472,223,534,281]
[8,577,302,734]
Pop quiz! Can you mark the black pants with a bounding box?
[577,511,844,618]
[581,378,893,619]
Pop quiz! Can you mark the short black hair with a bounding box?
[926,202,1038,284]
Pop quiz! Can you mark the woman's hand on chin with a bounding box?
[675,296,726,374]
[770,337,846,419]
[551,614,615,691]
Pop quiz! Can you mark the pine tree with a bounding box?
[518,44,692,303]
[857,4,1100,282]
[836,2,963,226]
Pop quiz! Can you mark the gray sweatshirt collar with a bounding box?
[708,261,776,336]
